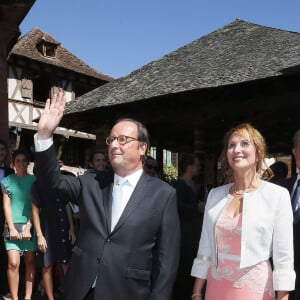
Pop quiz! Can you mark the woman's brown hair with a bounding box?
[220,123,273,181]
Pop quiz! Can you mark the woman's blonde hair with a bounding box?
[220,123,273,181]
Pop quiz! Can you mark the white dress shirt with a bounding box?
[34,134,53,152]
[111,169,143,230]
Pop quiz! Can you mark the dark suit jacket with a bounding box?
[284,175,298,195]
[283,174,300,291]
[35,145,180,300]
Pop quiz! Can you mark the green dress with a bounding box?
[1,174,37,251]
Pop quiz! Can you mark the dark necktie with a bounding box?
[292,178,300,213]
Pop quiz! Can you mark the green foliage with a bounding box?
[163,164,178,183]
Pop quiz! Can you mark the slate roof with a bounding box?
[65,19,300,115]
[10,27,113,81]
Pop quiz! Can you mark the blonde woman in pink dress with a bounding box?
[191,123,295,300]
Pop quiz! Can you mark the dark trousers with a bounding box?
[0,210,9,294]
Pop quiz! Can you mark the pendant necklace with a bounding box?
[232,186,245,195]
[231,182,259,195]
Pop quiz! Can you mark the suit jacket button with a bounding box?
[106,239,112,244]
[96,258,100,264]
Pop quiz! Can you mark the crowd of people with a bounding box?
[0,92,299,300]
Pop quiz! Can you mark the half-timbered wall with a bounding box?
[6,62,96,168]
[8,65,73,129]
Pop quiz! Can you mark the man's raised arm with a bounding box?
[34,92,80,202]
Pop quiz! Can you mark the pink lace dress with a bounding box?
[205,210,275,300]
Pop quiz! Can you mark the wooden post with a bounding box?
[95,125,111,155]
[0,24,19,163]
[155,144,163,174]
[193,123,205,180]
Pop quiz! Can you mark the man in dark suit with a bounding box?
[284,128,300,300]
[34,92,180,300]
[0,139,14,298]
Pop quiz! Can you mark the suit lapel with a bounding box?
[112,173,150,232]
[103,183,113,234]
[288,175,298,195]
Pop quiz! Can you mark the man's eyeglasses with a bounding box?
[105,135,139,146]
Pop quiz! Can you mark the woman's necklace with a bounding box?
[231,182,260,195]
[232,186,246,195]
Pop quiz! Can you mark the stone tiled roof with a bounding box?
[10,27,113,81]
[65,19,300,115]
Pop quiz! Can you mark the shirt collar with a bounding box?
[114,168,143,188]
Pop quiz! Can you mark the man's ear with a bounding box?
[292,148,296,157]
[139,142,147,156]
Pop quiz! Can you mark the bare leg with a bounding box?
[42,265,55,300]
[23,251,35,300]
[61,263,68,275]
[7,250,20,300]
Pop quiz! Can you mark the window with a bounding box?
[37,41,57,58]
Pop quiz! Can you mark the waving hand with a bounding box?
[37,92,66,140]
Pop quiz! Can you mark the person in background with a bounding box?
[0,139,14,300]
[87,151,113,189]
[31,171,76,300]
[283,128,300,300]
[1,149,36,300]
[191,123,295,300]
[88,151,106,171]
[173,153,204,300]
[33,92,180,300]
[269,161,288,186]
[60,170,81,240]
[68,201,80,241]
[203,184,213,202]
[143,156,159,177]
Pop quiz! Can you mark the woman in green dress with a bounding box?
[1,149,36,300]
